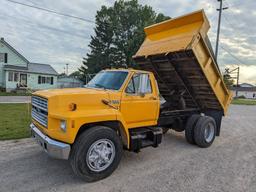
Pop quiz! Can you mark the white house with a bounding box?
[231,83,256,99]
[0,37,58,92]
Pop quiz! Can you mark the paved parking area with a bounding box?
[0,105,255,192]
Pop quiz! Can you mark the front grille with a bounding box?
[31,96,48,127]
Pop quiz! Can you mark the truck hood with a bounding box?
[33,88,121,114]
[33,88,108,98]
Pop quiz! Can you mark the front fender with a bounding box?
[47,108,130,145]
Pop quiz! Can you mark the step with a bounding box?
[129,127,162,152]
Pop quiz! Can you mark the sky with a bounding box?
[0,0,255,84]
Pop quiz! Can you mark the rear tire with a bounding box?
[70,126,123,182]
[185,114,201,144]
[194,116,216,148]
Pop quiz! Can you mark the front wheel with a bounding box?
[70,126,123,182]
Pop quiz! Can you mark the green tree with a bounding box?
[223,74,234,88]
[80,0,169,77]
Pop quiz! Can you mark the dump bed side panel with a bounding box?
[190,34,232,114]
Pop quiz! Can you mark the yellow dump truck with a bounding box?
[30,10,232,182]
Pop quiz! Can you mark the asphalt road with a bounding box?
[0,105,256,192]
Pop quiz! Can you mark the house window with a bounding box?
[0,53,7,63]
[42,76,46,84]
[51,77,54,85]
[8,72,13,81]
[38,76,41,84]
[8,72,19,81]
[38,75,54,84]
[14,73,19,81]
[46,77,51,84]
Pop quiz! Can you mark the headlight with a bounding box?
[60,120,67,132]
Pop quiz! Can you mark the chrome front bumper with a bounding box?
[30,123,71,160]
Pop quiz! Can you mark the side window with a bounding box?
[140,74,152,93]
[126,77,135,93]
[126,73,152,94]
[133,74,140,93]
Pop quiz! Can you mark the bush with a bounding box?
[0,87,5,92]
[237,95,246,99]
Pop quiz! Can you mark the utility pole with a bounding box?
[225,67,240,96]
[215,0,228,61]
[236,66,240,96]
[66,63,69,75]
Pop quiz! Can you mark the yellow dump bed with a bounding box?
[134,10,232,115]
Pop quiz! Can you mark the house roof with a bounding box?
[29,63,58,75]
[4,63,58,76]
[3,65,28,71]
[0,37,29,64]
[239,83,255,87]
[230,86,256,92]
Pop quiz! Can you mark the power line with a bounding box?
[225,1,244,9]
[4,0,95,23]
[220,46,246,65]
[222,14,256,45]
[220,3,255,44]
[223,0,256,37]
[0,12,92,40]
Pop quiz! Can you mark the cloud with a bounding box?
[0,0,255,84]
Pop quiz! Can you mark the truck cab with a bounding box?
[31,68,164,181]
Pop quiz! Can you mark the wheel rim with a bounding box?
[86,139,115,172]
[204,123,215,143]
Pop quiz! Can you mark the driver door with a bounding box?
[120,72,159,128]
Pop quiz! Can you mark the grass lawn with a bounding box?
[0,92,32,96]
[232,99,256,105]
[0,104,31,140]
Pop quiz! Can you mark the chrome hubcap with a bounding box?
[86,139,115,172]
[204,123,214,143]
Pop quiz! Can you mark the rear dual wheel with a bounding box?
[185,115,216,148]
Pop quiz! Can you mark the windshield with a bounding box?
[86,71,128,90]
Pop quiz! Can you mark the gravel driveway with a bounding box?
[0,105,255,192]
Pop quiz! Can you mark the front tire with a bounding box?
[70,126,123,182]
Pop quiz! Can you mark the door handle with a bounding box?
[150,96,157,100]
